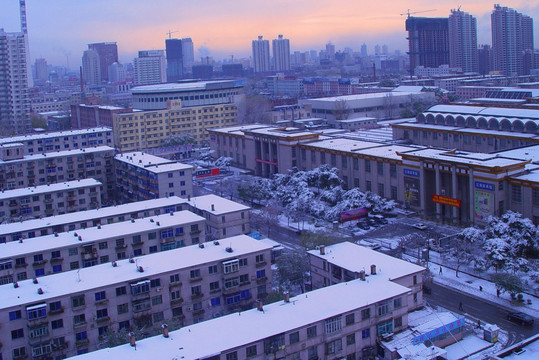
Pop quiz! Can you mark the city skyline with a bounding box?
[0,1,538,69]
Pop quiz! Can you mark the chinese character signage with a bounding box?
[412,318,466,345]
[474,181,494,191]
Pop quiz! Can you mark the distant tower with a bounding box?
[448,9,478,73]
[181,38,195,74]
[252,36,270,73]
[35,58,49,83]
[166,38,183,82]
[272,35,290,71]
[134,50,167,85]
[374,44,381,55]
[88,42,118,81]
[326,42,335,61]
[20,0,33,88]
[108,62,126,83]
[382,44,388,55]
[82,49,101,85]
[360,43,368,57]
[406,17,449,71]
[491,4,534,76]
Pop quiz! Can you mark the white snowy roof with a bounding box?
[0,127,112,145]
[72,278,409,360]
[307,91,421,103]
[208,124,271,135]
[0,146,114,165]
[497,145,539,162]
[243,126,318,138]
[398,148,528,168]
[0,211,204,259]
[0,196,188,237]
[131,80,239,93]
[308,242,424,280]
[426,105,539,120]
[115,152,193,173]
[0,235,272,310]
[187,194,250,215]
[0,179,101,200]
[305,138,414,161]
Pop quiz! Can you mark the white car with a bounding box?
[413,223,428,230]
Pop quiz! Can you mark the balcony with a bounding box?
[73,321,87,329]
[75,339,89,348]
[96,316,110,324]
[48,307,65,316]
[15,262,27,268]
[256,277,268,284]
[32,259,48,267]
[170,297,184,305]
[190,229,201,236]
[50,257,63,264]
[169,282,182,289]
[192,309,205,316]
[189,276,202,283]
[191,292,204,300]
[255,261,267,268]
[81,250,97,261]
[44,198,53,204]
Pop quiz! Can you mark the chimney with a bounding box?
[211,204,215,211]
[319,245,325,255]
[370,264,376,275]
[37,288,44,295]
[283,291,290,303]
[359,270,366,281]
[256,299,264,312]
[161,324,169,338]
[129,332,136,347]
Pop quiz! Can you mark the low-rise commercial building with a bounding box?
[0,235,273,358]
[0,179,102,223]
[71,104,132,129]
[0,210,205,284]
[114,152,193,202]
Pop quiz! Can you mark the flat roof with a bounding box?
[243,126,318,139]
[0,146,115,165]
[426,105,539,120]
[0,127,112,146]
[0,179,101,200]
[0,196,188,237]
[208,124,271,135]
[304,91,422,103]
[72,277,409,360]
[0,235,272,310]
[115,152,193,173]
[0,210,205,260]
[131,80,240,94]
[398,148,528,168]
[188,194,250,215]
[308,242,424,280]
[304,138,414,161]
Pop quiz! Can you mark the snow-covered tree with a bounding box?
[198,149,215,165]
[275,248,310,293]
[214,156,233,171]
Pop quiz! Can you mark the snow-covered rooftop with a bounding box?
[304,138,415,161]
[0,210,204,259]
[115,152,193,173]
[0,196,188,237]
[72,277,409,360]
[0,178,101,200]
[398,148,528,168]
[0,127,112,145]
[0,235,272,310]
[208,124,270,135]
[306,91,422,103]
[243,126,319,139]
[426,105,539,120]
[0,145,114,165]
[187,194,249,215]
[131,80,239,93]
[309,242,424,280]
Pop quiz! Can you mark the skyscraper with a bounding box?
[406,17,449,71]
[448,9,478,73]
[272,34,290,71]
[181,38,195,74]
[491,4,534,76]
[0,29,31,134]
[34,58,49,84]
[82,49,101,86]
[360,43,368,57]
[252,36,270,73]
[88,42,118,81]
[134,50,167,85]
[166,38,183,82]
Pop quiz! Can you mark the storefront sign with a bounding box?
[432,194,461,207]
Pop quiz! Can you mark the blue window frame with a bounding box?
[256,269,265,279]
[52,265,62,273]
[94,291,106,301]
[362,328,370,339]
[27,305,47,320]
[9,310,22,321]
[210,297,221,306]
[35,268,45,277]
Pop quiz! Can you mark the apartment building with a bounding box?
[187,194,250,240]
[74,273,412,360]
[308,242,425,312]
[0,127,113,155]
[114,152,193,202]
[112,99,238,151]
[0,210,205,284]
[0,196,187,243]
[0,179,102,223]
[0,235,273,358]
[0,146,114,198]
[71,104,132,129]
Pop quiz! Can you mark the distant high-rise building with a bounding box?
[82,49,101,86]
[360,43,368,57]
[406,17,449,71]
[88,42,118,81]
[166,38,183,82]
[478,44,493,75]
[382,44,388,55]
[133,50,167,85]
[0,29,31,134]
[326,42,335,60]
[272,34,290,71]
[108,62,126,83]
[34,58,49,84]
[374,44,381,55]
[491,4,534,76]
[448,9,478,73]
[252,36,270,73]
[181,38,195,74]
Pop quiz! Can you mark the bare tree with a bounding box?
[333,99,350,121]
[235,95,272,124]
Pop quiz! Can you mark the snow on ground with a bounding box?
[445,335,494,360]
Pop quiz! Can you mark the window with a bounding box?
[246,344,257,357]
[116,286,127,296]
[210,281,220,291]
[239,258,248,266]
[12,328,24,339]
[325,315,342,334]
[153,311,164,323]
[13,347,27,359]
[256,269,266,279]
[223,259,239,274]
[307,325,317,338]
[394,297,402,309]
[225,351,238,360]
[289,331,299,344]
[191,285,202,296]
[132,298,151,312]
[209,265,218,274]
[210,297,221,306]
[190,269,201,279]
[170,290,182,301]
[170,273,180,283]
[361,308,370,320]
[264,334,285,354]
[71,295,85,308]
[51,319,63,329]
[377,300,391,316]
[51,250,61,259]
[27,304,47,320]
[394,316,403,328]
[117,303,128,314]
[94,291,106,302]
[377,162,384,176]
[150,278,161,288]
[345,313,355,325]
[119,320,130,330]
[511,184,522,202]
[172,307,183,317]
[73,314,86,325]
[362,328,370,339]
[75,331,87,342]
[49,301,62,313]
[96,308,108,319]
[377,319,393,335]
[366,180,371,192]
[9,310,22,321]
[326,338,342,354]
[347,333,356,345]
[69,247,78,256]
[240,274,249,283]
[152,295,163,306]
[255,254,264,263]
[131,280,150,295]
[533,189,539,206]
[308,346,318,360]
[365,159,371,172]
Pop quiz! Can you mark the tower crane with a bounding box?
[166,30,179,39]
[400,9,436,18]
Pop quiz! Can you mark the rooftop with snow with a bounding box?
[0,127,112,145]
[131,80,241,93]
[115,151,193,173]
[0,145,114,164]
[0,234,272,310]
[72,277,410,360]
[187,194,250,215]
[0,178,101,200]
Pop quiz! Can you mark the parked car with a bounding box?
[357,222,370,230]
[413,223,428,230]
[507,312,534,326]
